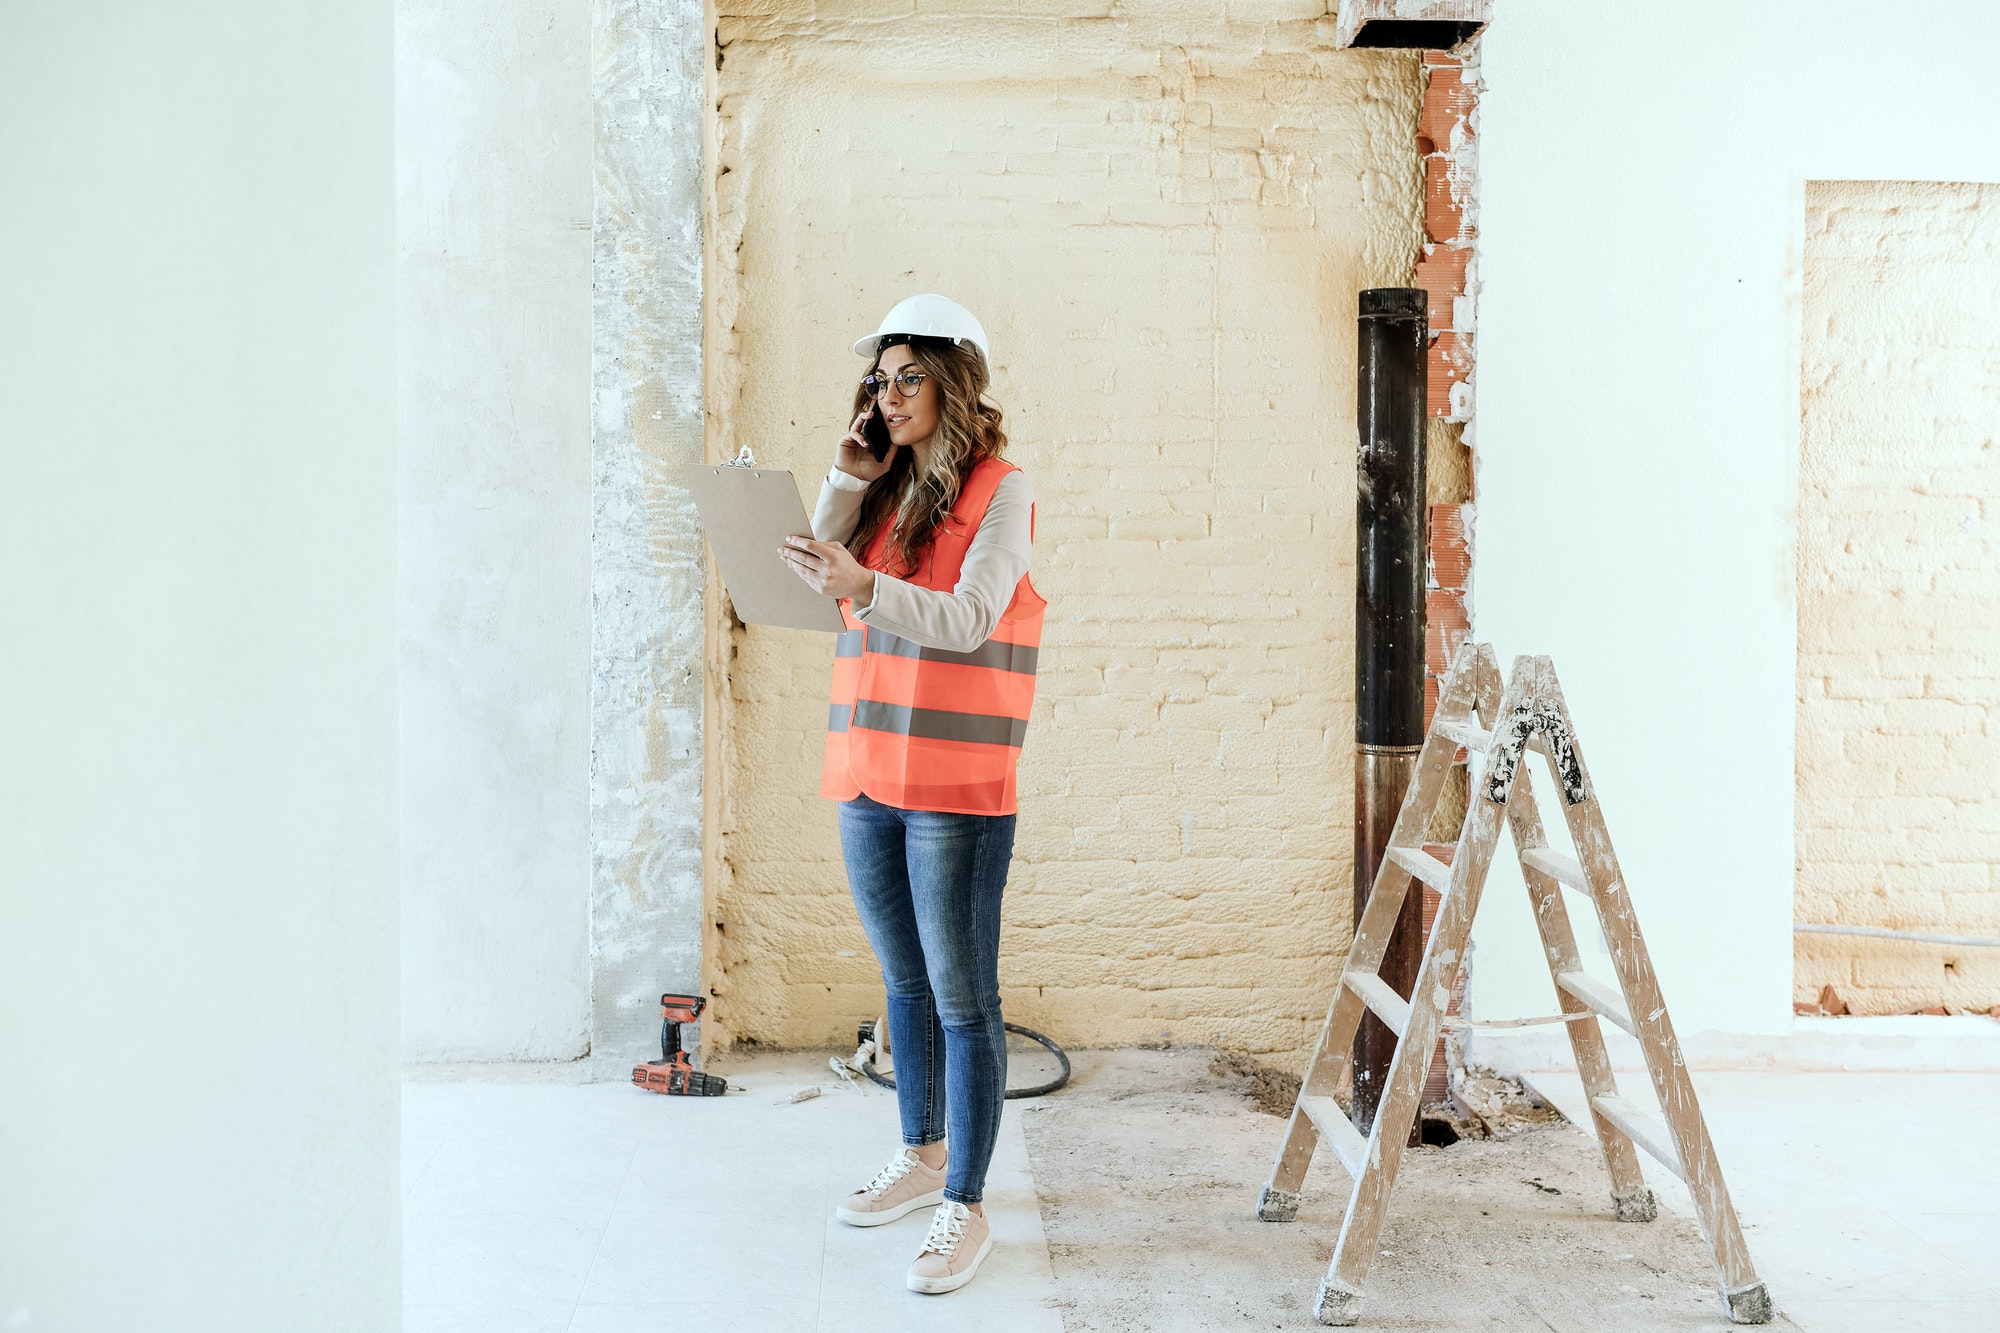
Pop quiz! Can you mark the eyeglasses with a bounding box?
[862,369,927,399]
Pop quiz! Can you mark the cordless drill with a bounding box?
[631,993,728,1096]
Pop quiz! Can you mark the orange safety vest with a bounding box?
[821,456,1046,816]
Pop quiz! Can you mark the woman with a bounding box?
[778,293,1043,1296]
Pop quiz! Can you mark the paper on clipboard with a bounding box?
[684,463,847,632]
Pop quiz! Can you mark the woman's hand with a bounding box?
[834,409,898,483]
[780,535,877,605]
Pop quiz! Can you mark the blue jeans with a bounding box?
[839,793,1015,1205]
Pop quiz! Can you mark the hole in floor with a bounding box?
[1420,1116,1460,1147]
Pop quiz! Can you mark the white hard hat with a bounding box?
[853,293,990,363]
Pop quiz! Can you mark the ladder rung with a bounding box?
[1554,969,1636,1036]
[1588,1094,1687,1182]
[1438,718,1492,751]
[1522,846,1588,891]
[1299,1094,1370,1177]
[1344,971,1410,1038]
[1386,844,1453,892]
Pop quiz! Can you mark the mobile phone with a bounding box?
[861,407,892,462]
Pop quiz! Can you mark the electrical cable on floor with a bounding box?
[858,1021,1071,1099]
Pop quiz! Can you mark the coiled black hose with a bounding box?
[859,1020,1071,1099]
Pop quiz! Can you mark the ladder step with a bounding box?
[1522,846,1588,891]
[1299,1094,1370,1177]
[1554,969,1636,1036]
[1344,971,1411,1038]
[1386,844,1453,892]
[1589,1094,1687,1182]
[1438,718,1492,751]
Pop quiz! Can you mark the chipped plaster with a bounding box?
[590,0,710,1077]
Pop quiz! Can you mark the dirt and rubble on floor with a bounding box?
[1208,1050,1304,1119]
[1204,1050,1565,1145]
[1450,1066,1569,1136]
[1018,1047,1793,1333]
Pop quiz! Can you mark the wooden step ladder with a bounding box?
[1256,644,1773,1327]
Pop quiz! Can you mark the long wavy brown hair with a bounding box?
[846,337,1009,578]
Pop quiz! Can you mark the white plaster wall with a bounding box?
[1466,2,2000,1055]
[0,4,399,1327]
[398,0,596,1061]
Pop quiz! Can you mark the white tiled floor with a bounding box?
[402,1053,1063,1333]
[1517,1069,2000,1332]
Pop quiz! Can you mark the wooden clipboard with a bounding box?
[684,464,847,632]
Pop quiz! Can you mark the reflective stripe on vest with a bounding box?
[820,456,1045,816]
[829,700,1031,749]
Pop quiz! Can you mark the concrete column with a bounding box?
[590,0,709,1078]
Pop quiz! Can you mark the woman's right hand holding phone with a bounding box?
[835,409,896,483]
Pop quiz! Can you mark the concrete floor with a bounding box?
[403,1054,2000,1332]
[1519,1068,2000,1333]
[401,1051,1062,1332]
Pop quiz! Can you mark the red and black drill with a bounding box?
[631,993,728,1096]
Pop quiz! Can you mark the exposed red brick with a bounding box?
[1436,328,1472,371]
[1423,1043,1451,1103]
[1423,585,1469,725]
[1426,589,1469,667]
[1420,81,1475,155]
[1427,330,1469,417]
[1416,245,1468,330]
[1416,44,1476,712]
[1424,156,1461,245]
[1430,503,1470,592]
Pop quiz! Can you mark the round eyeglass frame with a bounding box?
[861,369,927,399]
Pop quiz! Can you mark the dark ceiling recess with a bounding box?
[1350,20,1484,49]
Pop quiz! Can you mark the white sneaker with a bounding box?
[907,1200,993,1294]
[836,1147,947,1227]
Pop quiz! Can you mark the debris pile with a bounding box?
[1449,1067,1565,1137]
[1208,1050,1302,1118]
[1207,1050,1564,1143]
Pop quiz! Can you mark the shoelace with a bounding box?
[864,1151,918,1198]
[921,1201,969,1257]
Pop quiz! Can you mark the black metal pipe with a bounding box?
[1352,287,1428,1135]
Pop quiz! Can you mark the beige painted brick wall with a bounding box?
[704,5,1424,1066]
[1797,180,2000,1014]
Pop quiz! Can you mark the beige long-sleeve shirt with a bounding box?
[811,467,1034,654]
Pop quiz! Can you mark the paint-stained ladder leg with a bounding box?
[1312,662,1522,1326]
[1483,641,1655,1218]
[1475,646,1651,1216]
[1531,658,1772,1324]
[1501,762,1656,1220]
[1259,644,1488,1223]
